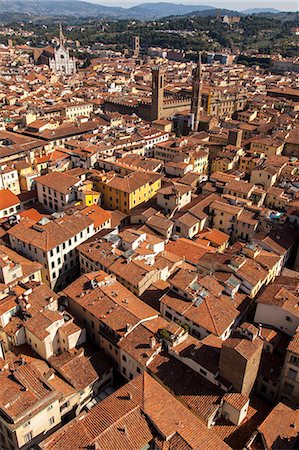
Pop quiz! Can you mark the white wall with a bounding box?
[255,303,299,336]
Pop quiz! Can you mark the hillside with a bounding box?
[0,1,216,19]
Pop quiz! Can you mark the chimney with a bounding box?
[150,336,156,349]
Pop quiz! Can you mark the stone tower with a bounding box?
[59,23,65,47]
[191,52,203,132]
[49,24,76,76]
[151,66,165,121]
[133,36,140,58]
[218,329,263,396]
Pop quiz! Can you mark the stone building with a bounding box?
[35,24,76,76]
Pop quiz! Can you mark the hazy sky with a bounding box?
[87,0,298,11]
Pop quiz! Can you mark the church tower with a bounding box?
[59,23,65,47]
[49,24,76,76]
[151,66,165,121]
[191,52,203,132]
[132,36,140,58]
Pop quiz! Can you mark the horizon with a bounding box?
[83,0,299,12]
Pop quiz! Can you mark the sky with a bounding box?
[86,0,298,11]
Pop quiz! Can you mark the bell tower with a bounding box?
[151,66,165,121]
[59,23,65,48]
[133,36,140,58]
[191,52,203,132]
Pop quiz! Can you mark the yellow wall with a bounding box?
[83,192,100,206]
[99,178,161,213]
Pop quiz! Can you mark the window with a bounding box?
[286,316,292,322]
[49,417,55,426]
[284,382,294,395]
[290,356,299,366]
[137,367,141,373]
[288,368,297,380]
[199,368,207,376]
[122,367,126,375]
[122,355,127,362]
[165,311,172,320]
[60,401,70,412]
[24,431,33,443]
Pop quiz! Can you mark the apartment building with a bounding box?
[209,200,259,242]
[160,269,243,341]
[62,102,94,119]
[94,171,162,214]
[157,183,192,214]
[280,329,299,405]
[254,280,299,337]
[61,271,159,369]
[118,319,170,380]
[255,403,299,450]
[0,130,45,164]
[8,212,94,290]
[0,345,113,450]
[78,226,179,296]
[22,120,100,152]
[35,172,82,212]
[249,135,285,156]
[154,139,209,176]
[24,310,85,361]
[0,189,20,219]
[0,361,61,450]
[0,164,20,195]
[39,373,231,450]
[64,140,99,168]
[0,244,42,299]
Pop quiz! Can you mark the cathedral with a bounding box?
[49,25,76,76]
[35,25,76,76]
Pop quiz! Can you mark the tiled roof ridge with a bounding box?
[205,296,220,336]
[97,404,141,436]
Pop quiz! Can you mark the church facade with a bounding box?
[35,25,76,76]
[49,45,76,76]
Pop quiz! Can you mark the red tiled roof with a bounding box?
[0,189,20,211]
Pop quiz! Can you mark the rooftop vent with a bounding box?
[37,217,50,226]
[32,225,44,233]
[90,279,98,289]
